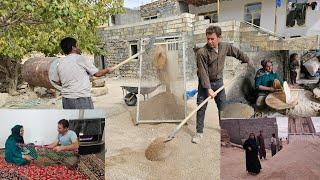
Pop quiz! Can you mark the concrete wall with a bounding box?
[0,109,106,149]
[114,8,141,25]
[276,0,320,37]
[219,0,276,32]
[189,3,217,15]
[203,0,320,37]
[221,118,278,147]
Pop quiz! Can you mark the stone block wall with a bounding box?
[98,13,196,79]
[221,118,278,148]
[98,13,298,104]
[140,0,179,18]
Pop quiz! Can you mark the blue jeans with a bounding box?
[62,97,94,109]
[196,79,226,133]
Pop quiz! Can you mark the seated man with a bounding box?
[255,59,282,107]
[48,119,79,152]
[45,119,79,168]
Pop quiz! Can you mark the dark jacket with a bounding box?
[196,42,250,89]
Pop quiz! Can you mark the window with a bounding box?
[286,0,307,27]
[100,55,106,69]
[130,44,138,59]
[143,15,158,21]
[165,37,179,51]
[179,1,189,13]
[111,15,116,25]
[244,3,262,26]
[199,11,218,23]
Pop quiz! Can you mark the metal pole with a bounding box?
[217,0,220,22]
[182,34,188,118]
[274,2,278,33]
[136,38,144,125]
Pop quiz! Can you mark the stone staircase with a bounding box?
[237,21,320,51]
[193,19,320,52]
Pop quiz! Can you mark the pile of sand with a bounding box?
[259,139,320,179]
[106,101,220,179]
[221,103,254,119]
[139,92,185,120]
[145,137,175,161]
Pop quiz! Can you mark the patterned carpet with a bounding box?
[0,150,105,180]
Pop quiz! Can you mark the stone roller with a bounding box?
[145,75,239,161]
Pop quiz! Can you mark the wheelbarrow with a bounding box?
[120,84,161,106]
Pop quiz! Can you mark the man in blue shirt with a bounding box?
[48,119,79,152]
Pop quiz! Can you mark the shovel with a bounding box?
[145,75,238,161]
[164,75,238,142]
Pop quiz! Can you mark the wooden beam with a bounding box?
[179,0,217,7]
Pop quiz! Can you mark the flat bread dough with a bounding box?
[283,81,291,103]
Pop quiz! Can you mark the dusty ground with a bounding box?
[104,79,220,180]
[221,138,320,180]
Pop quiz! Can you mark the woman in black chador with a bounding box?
[243,133,262,175]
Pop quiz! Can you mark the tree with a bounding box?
[0,0,124,94]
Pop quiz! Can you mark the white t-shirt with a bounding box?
[53,54,99,98]
[271,137,277,145]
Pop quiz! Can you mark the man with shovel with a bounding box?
[52,37,113,109]
[192,26,254,144]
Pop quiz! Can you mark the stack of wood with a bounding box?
[221,129,230,146]
[91,78,107,97]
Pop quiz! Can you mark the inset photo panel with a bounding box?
[221,116,320,179]
[0,109,106,180]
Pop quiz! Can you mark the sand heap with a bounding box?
[260,139,320,179]
[221,103,254,119]
[145,137,175,161]
[139,92,185,120]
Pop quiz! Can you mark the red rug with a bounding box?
[0,157,88,179]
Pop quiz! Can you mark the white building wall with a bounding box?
[277,0,320,37]
[219,0,276,32]
[190,0,320,38]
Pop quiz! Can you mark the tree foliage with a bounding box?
[0,0,124,59]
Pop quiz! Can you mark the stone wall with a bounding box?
[221,118,278,148]
[98,13,196,79]
[140,0,179,18]
[98,13,311,103]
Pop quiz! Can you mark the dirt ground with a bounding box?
[104,79,220,179]
[221,138,320,180]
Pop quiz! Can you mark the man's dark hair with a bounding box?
[58,119,69,128]
[206,26,222,37]
[272,133,276,137]
[60,37,77,55]
[261,59,273,68]
[289,53,298,61]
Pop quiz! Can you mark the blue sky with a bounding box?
[124,0,152,8]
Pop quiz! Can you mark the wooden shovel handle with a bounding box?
[111,50,145,71]
[168,75,238,138]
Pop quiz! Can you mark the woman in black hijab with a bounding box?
[243,133,262,175]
